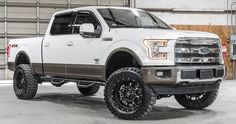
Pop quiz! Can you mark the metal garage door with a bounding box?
[0,0,130,80]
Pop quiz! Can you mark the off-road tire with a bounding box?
[174,91,218,110]
[13,64,38,100]
[77,84,100,96]
[104,67,156,120]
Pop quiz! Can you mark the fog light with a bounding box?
[156,71,164,77]
[156,70,171,78]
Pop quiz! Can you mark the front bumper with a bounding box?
[142,65,225,85]
[151,81,220,95]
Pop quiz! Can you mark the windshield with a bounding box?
[97,8,171,29]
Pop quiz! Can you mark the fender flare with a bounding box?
[15,51,31,67]
[105,48,143,67]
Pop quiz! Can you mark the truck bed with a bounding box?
[8,37,44,65]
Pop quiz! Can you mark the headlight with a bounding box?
[144,39,168,59]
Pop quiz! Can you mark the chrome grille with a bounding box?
[175,37,221,65]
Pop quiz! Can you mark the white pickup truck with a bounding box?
[7,6,225,119]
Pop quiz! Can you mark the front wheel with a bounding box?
[13,64,38,100]
[104,67,156,120]
[174,91,218,110]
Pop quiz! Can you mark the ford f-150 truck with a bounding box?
[7,6,225,119]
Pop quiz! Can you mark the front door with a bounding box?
[66,10,104,81]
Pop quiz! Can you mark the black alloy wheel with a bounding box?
[114,79,143,113]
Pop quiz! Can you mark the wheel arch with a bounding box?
[105,48,143,65]
[105,48,143,79]
[15,51,32,68]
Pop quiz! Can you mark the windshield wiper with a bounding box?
[111,24,170,29]
[112,25,170,29]
[142,26,170,29]
[111,25,141,28]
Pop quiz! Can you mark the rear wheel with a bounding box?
[77,84,100,96]
[104,67,156,120]
[13,64,38,100]
[174,91,218,110]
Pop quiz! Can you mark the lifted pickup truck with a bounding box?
[7,6,225,119]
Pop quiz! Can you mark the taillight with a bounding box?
[6,44,11,58]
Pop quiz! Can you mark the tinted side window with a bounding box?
[50,13,76,35]
[97,9,115,27]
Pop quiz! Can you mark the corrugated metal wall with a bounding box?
[0,0,128,80]
[136,0,235,25]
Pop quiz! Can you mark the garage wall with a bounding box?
[137,0,231,9]
[136,0,236,25]
[0,0,127,80]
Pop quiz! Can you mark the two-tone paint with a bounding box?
[7,6,225,84]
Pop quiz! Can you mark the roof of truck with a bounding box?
[78,6,140,10]
[53,6,143,16]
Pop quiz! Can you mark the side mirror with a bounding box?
[79,23,102,38]
[80,23,95,34]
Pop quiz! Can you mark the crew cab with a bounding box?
[7,6,225,119]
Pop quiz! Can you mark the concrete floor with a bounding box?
[0,80,236,124]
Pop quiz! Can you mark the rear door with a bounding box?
[42,12,76,77]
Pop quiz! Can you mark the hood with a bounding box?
[114,28,219,40]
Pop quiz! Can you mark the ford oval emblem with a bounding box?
[199,47,210,55]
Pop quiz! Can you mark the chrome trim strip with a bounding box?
[176,37,220,45]
[175,57,220,63]
[190,40,219,45]
[175,48,220,53]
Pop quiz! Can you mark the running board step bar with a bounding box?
[40,76,105,87]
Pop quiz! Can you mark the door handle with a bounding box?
[67,42,73,46]
[44,43,49,47]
